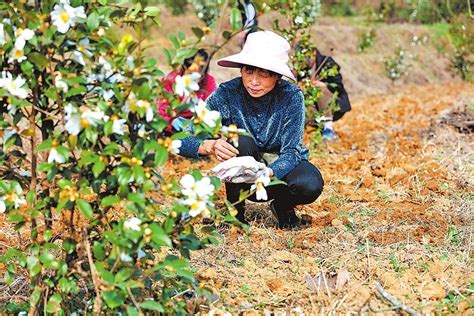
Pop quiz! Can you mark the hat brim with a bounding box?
[217,53,296,81]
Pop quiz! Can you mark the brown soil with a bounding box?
[188,82,474,314]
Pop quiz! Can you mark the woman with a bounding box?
[179,31,324,229]
[157,49,217,134]
[295,45,351,140]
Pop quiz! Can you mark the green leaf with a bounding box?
[63,238,76,255]
[39,251,55,265]
[76,199,93,219]
[93,241,106,260]
[26,190,35,204]
[191,27,204,39]
[131,165,145,184]
[140,300,164,312]
[44,230,53,242]
[66,85,87,98]
[87,12,100,30]
[28,52,48,71]
[230,7,242,31]
[150,223,172,247]
[144,6,160,17]
[8,213,24,223]
[36,139,53,152]
[154,145,168,166]
[101,195,120,208]
[103,120,113,136]
[103,290,125,309]
[46,294,62,313]
[57,179,74,189]
[169,35,180,49]
[80,151,98,166]
[93,159,106,178]
[126,306,139,316]
[127,192,145,205]
[115,268,134,283]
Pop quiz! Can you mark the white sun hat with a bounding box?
[217,31,296,81]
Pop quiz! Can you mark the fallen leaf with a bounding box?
[305,268,351,292]
[335,269,351,289]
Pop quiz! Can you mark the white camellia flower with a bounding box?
[136,99,153,122]
[186,198,210,218]
[294,16,304,25]
[170,140,182,154]
[195,177,215,198]
[174,72,201,97]
[82,108,109,126]
[195,99,220,127]
[3,72,28,99]
[14,28,34,50]
[0,23,6,45]
[103,89,114,101]
[48,147,66,164]
[12,192,26,209]
[137,124,146,138]
[55,73,68,92]
[124,217,141,231]
[64,104,108,135]
[180,174,215,199]
[72,38,93,65]
[8,48,27,64]
[251,173,271,201]
[120,253,133,262]
[64,104,81,135]
[1,127,17,145]
[51,1,86,34]
[112,117,127,135]
[0,198,5,213]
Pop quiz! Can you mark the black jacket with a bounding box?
[312,50,351,121]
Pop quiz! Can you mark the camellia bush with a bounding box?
[0,0,259,314]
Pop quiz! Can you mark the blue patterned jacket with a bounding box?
[178,77,310,179]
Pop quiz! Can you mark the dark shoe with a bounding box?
[270,202,312,229]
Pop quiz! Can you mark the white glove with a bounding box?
[212,156,267,183]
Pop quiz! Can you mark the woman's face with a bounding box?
[241,66,279,98]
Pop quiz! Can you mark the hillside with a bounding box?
[144,12,462,97]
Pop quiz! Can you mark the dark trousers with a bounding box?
[225,136,324,224]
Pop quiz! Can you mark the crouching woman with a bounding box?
[178,31,324,229]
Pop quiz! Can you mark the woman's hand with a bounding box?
[199,138,239,161]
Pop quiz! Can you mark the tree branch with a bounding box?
[375,280,420,316]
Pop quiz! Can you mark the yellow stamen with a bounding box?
[80,119,90,128]
[60,12,70,23]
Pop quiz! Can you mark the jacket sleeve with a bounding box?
[268,90,305,179]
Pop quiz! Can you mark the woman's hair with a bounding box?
[183,49,210,74]
[240,65,282,79]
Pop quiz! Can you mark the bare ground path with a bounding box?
[190,82,474,314]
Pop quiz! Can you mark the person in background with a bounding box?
[236,0,258,46]
[296,47,351,140]
[157,49,217,134]
[178,31,324,229]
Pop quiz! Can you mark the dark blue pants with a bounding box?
[225,136,324,225]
